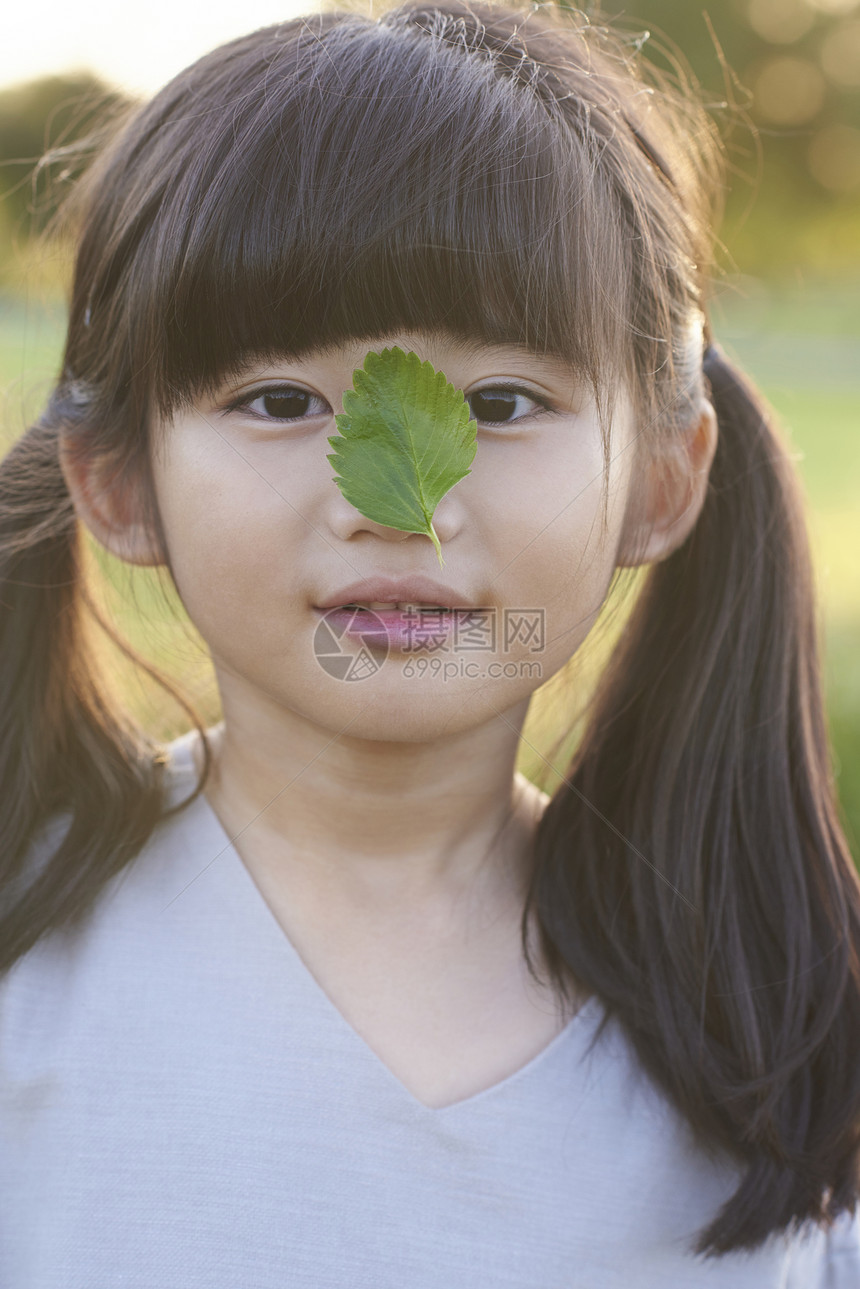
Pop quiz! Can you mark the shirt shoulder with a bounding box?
[0,728,213,1008]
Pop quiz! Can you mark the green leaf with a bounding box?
[326,346,478,568]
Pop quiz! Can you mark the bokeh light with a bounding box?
[753,56,827,124]
[820,19,860,86]
[747,0,815,44]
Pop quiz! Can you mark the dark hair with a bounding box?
[1,0,858,1260]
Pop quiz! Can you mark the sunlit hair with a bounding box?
[1,0,858,1263]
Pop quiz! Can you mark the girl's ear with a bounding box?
[615,399,718,569]
[58,432,165,567]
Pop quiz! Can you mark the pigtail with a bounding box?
[527,343,860,1255]
[0,403,210,973]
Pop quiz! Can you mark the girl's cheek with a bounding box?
[528,439,634,621]
[509,435,616,550]
[155,419,297,537]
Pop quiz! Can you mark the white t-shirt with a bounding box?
[1,727,858,1288]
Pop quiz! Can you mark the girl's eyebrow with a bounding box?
[407,334,572,371]
[454,344,575,377]
[220,341,575,382]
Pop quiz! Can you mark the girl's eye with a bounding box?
[467,386,550,425]
[231,386,329,422]
[227,382,548,426]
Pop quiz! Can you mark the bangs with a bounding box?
[90,11,628,419]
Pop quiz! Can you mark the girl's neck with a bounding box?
[189,716,548,933]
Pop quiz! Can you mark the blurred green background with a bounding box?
[0,0,858,860]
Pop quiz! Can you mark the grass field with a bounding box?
[1,282,858,862]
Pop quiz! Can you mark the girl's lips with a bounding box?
[313,575,476,612]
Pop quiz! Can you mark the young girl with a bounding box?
[1,1,858,1284]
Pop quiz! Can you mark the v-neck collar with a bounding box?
[163,726,604,1117]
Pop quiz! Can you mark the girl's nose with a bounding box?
[325,489,465,552]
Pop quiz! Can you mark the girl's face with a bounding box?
[149,330,640,743]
